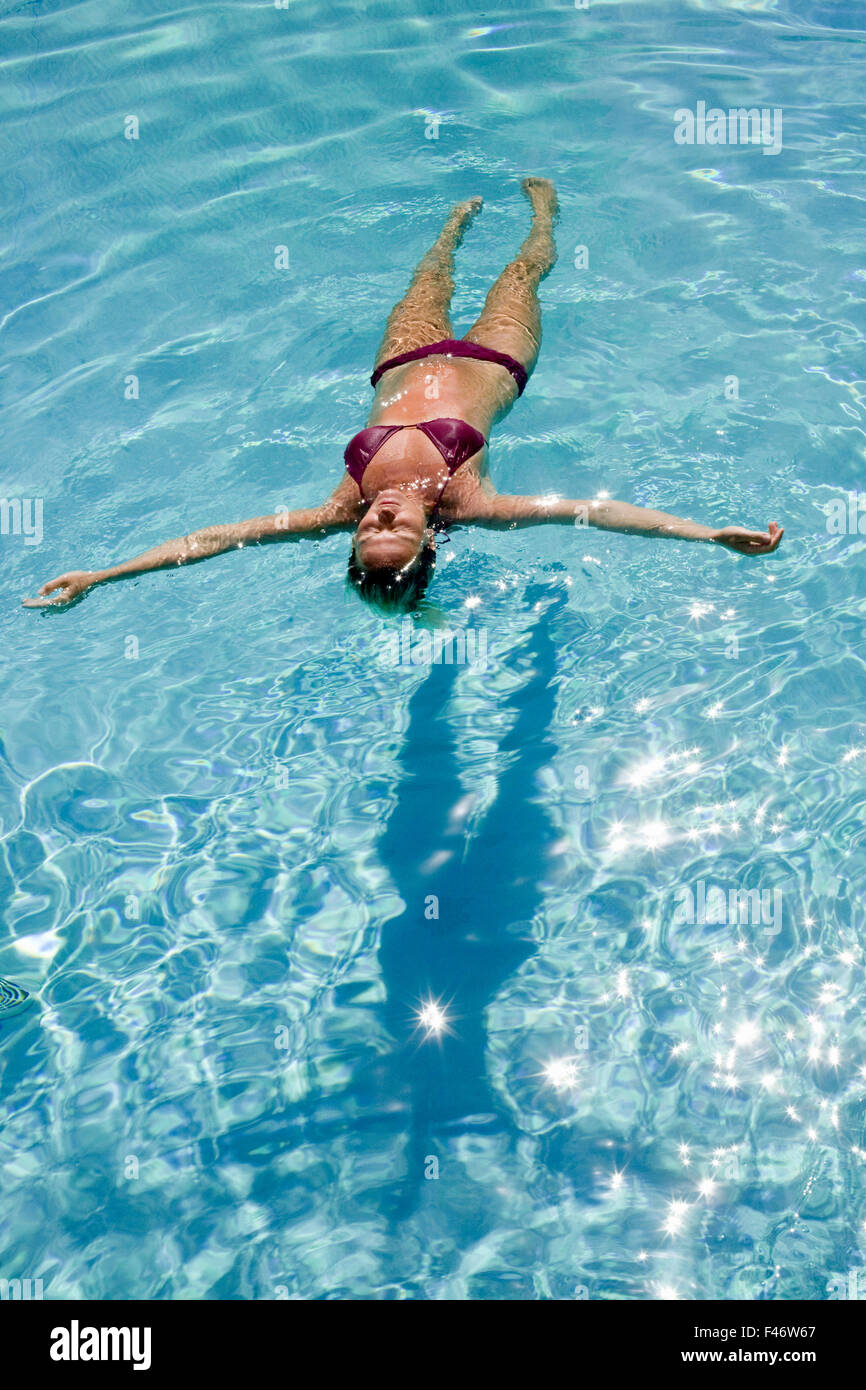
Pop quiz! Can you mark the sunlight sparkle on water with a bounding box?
[544,1057,580,1092]
[640,819,670,850]
[663,1199,691,1236]
[733,1020,760,1050]
[625,753,667,788]
[416,999,449,1038]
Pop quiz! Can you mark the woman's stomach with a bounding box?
[368,358,503,431]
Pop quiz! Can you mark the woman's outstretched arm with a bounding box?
[22,496,357,608]
[468,493,784,555]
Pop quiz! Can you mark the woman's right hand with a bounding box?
[22,570,97,608]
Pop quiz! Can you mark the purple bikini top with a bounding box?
[344,418,486,488]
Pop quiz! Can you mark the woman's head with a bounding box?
[348,489,437,611]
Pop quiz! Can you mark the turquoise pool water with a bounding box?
[1,0,865,1300]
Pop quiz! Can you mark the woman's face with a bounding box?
[353,489,429,571]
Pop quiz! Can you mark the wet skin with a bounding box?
[352,488,431,573]
[350,353,511,571]
[21,181,784,608]
[22,338,784,608]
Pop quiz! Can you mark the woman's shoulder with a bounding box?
[438,471,495,524]
[324,474,364,521]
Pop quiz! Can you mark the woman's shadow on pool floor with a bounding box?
[216,576,578,1231]
[351,578,573,1218]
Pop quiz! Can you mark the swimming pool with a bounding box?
[1,0,865,1301]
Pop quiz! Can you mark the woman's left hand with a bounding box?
[713,521,784,555]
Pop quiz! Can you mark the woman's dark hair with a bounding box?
[347,539,437,613]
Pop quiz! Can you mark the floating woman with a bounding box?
[24,178,782,613]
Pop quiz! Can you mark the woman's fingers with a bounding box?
[22,592,68,607]
[22,585,72,607]
[748,523,783,553]
[21,571,91,607]
[745,530,771,551]
[717,523,784,554]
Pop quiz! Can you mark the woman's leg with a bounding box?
[463,177,558,395]
[373,197,483,368]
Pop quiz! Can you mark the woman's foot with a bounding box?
[434,197,483,259]
[521,176,559,222]
[447,195,483,231]
[513,178,558,277]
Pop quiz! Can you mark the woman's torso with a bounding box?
[350,352,517,520]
